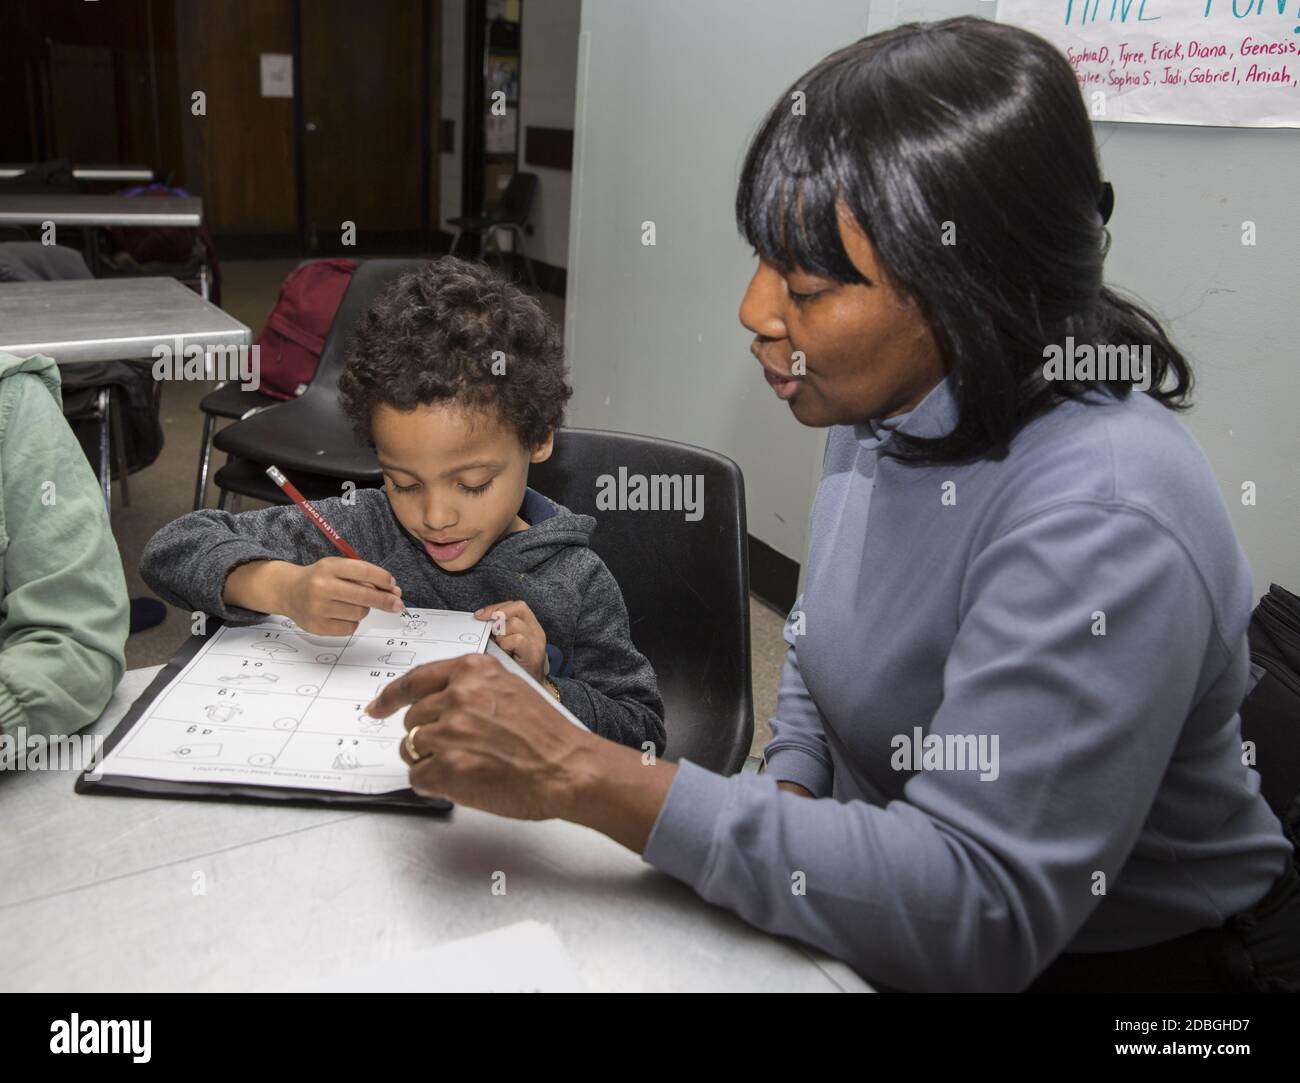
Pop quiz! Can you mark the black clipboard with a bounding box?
[75,617,452,815]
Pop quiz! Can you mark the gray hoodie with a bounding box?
[139,487,665,753]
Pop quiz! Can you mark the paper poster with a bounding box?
[997,1,1300,127]
[259,53,294,99]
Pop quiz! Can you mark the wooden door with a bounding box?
[300,0,434,252]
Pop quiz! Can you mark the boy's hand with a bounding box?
[283,557,404,636]
[474,600,548,682]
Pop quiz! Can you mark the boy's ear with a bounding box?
[529,430,555,464]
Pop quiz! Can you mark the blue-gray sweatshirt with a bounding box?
[644,377,1291,992]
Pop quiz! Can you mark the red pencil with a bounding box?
[265,465,411,619]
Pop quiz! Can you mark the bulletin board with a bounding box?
[997,1,1300,127]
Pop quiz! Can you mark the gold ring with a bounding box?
[405,724,428,763]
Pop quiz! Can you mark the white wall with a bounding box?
[866,0,1299,598]
[565,0,1299,598]
[565,0,876,567]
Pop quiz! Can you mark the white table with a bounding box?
[0,276,251,513]
[0,276,249,364]
[0,666,870,992]
[0,194,202,279]
[0,193,200,228]
[0,164,153,182]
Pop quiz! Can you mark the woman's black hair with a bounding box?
[735,15,1193,463]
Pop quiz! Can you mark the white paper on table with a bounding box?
[92,608,492,795]
[310,920,584,992]
[485,638,589,733]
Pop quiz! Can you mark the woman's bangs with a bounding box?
[737,108,865,284]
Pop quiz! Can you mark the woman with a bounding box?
[367,16,1300,992]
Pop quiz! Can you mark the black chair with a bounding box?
[448,172,540,290]
[528,428,754,775]
[209,259,427,510]
[1241,583,1300,831]
[191,381,284,509]
[192,257,348,509]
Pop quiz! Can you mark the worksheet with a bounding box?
[93,607,493,796]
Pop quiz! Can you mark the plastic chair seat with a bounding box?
[199,381,283,421]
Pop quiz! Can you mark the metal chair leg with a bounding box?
[508,225,539,290]
[194,411,217,510]
[97,388,111,514]
[484,226,507,274]
[449,229,462,256]
[216,486,229,511]
[109,386,131,507]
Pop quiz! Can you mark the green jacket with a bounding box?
[0,352,128,742]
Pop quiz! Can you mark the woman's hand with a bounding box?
[474,600,548,682]
[367,652,677,850]
[370,652,589,820]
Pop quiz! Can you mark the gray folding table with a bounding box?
[0,664,872,992]
[0,163,154,182]
[0,276,250,511]
[0,193,204,290]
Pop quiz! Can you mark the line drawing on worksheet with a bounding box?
[94,607,492,795]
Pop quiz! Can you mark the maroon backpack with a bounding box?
[254,259,358,400]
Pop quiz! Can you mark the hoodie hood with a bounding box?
[0,352,64,411]
[476,487,597,573]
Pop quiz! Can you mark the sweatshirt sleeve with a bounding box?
[139,492,389,624]
[0,373,128,743]
[762,594,833,796]
[551,558,666,756]
[643,501,1220,992]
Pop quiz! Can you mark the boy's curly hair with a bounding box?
[337,257,571,450]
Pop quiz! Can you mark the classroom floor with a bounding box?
[113,259,786,759]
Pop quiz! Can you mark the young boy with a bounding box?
[139,258,665,755]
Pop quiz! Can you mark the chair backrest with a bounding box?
[213,258,428,479]
[528,427,753,775]
[302,258,429,397]
[501,172,538,224]
[1242,583,1300,828]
